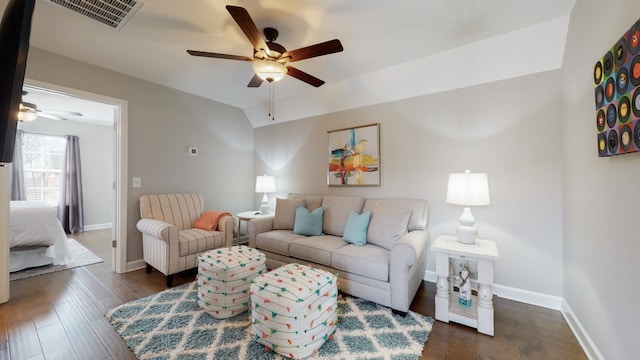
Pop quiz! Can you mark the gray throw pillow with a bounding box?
[366,204,412,250]
[273,198,306,230]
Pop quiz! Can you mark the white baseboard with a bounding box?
[424,270,562,309]
[84,223,112,231]
[424,270,602,359]
[127,259,147,272]
[561,300,605,360]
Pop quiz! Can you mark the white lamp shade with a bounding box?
[255,175,276,193]
[446,171,490,206]
[253,60,287,82]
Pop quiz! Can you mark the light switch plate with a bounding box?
[132,177,141,188]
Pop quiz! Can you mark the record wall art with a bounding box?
[594,17,640,157]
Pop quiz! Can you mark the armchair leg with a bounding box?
[146,263,152,273]
[166,275,174,287]
[392,309,408,317]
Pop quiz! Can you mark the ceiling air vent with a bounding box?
[46,0,145,31]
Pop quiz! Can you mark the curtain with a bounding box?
[10,129,25,200]
[57,135,84,234]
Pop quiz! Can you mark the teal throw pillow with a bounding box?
[342,210,371,246]
[293,206,324,236]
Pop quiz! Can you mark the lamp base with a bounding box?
[259,193,270,215]
[456,224,477,244]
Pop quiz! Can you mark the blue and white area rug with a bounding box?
[106,281,433,360]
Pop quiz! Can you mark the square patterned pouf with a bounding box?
[250,263,338,359]
[197,245,266,319]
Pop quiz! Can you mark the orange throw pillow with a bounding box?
[194,210,231,231]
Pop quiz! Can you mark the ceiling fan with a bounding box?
[19,90,83,122]
[187,5,344,88]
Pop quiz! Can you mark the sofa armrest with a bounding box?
[389,229,429,312]
[247,217,275,248]
[136,218,178,242]
[218,215,235,247]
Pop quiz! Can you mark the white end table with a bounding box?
[236,211,274,244]
[431,234,499,336]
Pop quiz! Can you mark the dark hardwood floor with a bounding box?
[0,229,586,359]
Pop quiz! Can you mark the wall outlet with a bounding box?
[188,147,198,156]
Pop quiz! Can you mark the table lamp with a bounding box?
[255,175,276,214]
[446,170,490,244]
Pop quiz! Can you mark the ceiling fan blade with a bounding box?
[247,74,264,87]
[285,39,343,62]
[226,5,270,56]
[42,109,83,117]
[286,66,325,87]
[187,50,253,61]
[36,112,67,121]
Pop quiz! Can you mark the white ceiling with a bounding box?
[5,0,576,127]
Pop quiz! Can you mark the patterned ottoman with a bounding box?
[197,245,266,319]
[250,263,338,359]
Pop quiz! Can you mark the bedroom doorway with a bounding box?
[21,79,128,274]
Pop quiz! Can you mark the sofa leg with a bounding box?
[166,275,174,287]
[145,263,152,273]
[392,309,408,317]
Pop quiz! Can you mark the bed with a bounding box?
[9,201,71,272]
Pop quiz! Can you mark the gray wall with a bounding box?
[254,69,565,297]
[19,118,113,229]
[562,0,639,359]
[24,48,255,262]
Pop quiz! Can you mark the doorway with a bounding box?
[22,79,128,273]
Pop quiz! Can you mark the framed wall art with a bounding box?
[593,17,640,157]
[327,123,380,186]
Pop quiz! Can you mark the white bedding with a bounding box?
[9,201,71,272]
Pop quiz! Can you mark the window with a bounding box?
[22,133,66,206]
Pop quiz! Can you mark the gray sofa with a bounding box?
[248,194,429,314]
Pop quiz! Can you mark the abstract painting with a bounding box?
[327,123,380,186]
[593,17,640,157]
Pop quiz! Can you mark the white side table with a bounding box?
[236,211,274,244]
[431,234,499,336]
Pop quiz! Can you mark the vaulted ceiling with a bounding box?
[5,0,576,127]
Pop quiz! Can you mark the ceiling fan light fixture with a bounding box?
[18,103,38,122]
[253,59,287,82]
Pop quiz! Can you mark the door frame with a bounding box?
[24,79,129,273]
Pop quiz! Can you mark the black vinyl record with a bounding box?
[605,76,616,102]
[632,87,640,118]
[598,132,608,157]
[620,124,633,152]
[607,103,617,128]
[616,66,630,94]
[618,95,631,123]
[604,51,614,76]
[594,60,603,85]
[628,19,640,55]
[631,55,640,87]
[597,109,606,132]
[635,120,640,148]
[595,85,605,108]
[615,37,628,67]
[608,129,619,154]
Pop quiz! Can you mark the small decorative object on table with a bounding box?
[196,245,266,319]
[458,269,472,307]
[250,263,338,359]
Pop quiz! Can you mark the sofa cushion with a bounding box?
[366,204,412,250]
[322,196,364,236]
[362,198,428,231]
[273,198,306,230]
[255,230,307,257]
[342,210,371,246]
[290,235,347,266]
[288,193,324,211]
[332,244,389,282]
[293,206,324,236]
